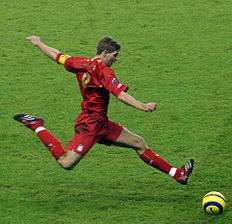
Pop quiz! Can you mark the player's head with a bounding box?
[96,36,121,67]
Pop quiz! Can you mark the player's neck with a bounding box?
[92,55,102,60]
[92,54,112,67]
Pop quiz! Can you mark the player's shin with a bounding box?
[35,127,65,160]
[139,148,176,176]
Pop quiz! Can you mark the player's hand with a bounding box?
[144,102,157,112]
[26,35,41,46]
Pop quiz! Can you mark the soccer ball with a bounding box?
[202,191,226,215]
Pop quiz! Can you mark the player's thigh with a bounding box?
[114,127,147,150]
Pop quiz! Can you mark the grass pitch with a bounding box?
[1,0,232,223]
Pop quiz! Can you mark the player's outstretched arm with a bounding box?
[26,35,61,61]
[117,91,157,112]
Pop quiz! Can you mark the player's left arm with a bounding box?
[26,35,64,61]
[117,91,157,112]
[99,66,156,112]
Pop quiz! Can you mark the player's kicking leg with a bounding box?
[14,113,83,170]
[114,127,195,185]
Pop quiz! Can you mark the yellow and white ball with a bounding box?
[202,191,226,215]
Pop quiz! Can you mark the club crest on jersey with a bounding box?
[112,78,118,84]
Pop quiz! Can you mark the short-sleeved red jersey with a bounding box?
[56,54,128,123]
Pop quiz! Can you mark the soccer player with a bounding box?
[14,35,195,185]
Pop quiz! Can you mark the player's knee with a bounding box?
[57,151,83,170]
[62,164,75,170]
[58,161,74,170]
[58,159,78,170]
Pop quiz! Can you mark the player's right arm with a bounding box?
[26,35,82,73]
[26,35,63,61]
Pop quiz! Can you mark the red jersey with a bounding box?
[56,54,128,123]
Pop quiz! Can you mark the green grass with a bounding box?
[1,0,232,223]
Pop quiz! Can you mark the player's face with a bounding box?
[104,51,119,67]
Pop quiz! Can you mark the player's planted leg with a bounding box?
[139,149,195,185]
[173,159,195,185]
[114,127,195,185]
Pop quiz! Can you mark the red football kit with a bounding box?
[14,45,194,183]
[14,39,195,183]
[56,53,128,155]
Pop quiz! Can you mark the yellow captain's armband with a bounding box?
[58,54,71,65]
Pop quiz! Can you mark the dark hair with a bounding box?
[96,36,121,55]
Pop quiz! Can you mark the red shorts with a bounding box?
[67,119,123,156]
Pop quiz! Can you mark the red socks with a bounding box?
[34,127,65,160]
[140,148,175,175]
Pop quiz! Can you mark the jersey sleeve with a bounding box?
[56,53,88,73]
[100,66,128,96]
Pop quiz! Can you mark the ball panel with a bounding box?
[204,201,223,214]
[204,191,226,201]
[202,195,226,209]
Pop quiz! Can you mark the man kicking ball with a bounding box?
[14,35,194,185]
